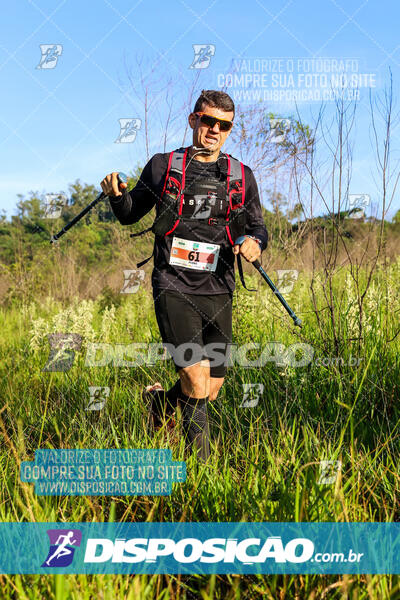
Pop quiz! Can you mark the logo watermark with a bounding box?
[317,460,342,485]
[239,383,264,408]
[42,529,82,567]
[36,44,63,69]
[21,449,185,497]
[43,193,68,218]
[84,341,314,369]
[276,269,299,294]
[268,118,291,143]
[40,338,360,372]
[314,356,361,367]
[115,118,141,143]
[86,386,110,411]
[42,333,82,372]
[189,44,215,69]
[347,194,370,219]
[348,194,370,210]
[120,269,145,294]
[218,58,376,104]
[0,522,388,574]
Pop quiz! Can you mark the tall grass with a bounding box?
[0,259,399,599]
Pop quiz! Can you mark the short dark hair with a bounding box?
[193,90,235,117]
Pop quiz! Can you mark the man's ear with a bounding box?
[188,112,196,130]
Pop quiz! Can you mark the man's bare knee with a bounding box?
[180,360,210,398]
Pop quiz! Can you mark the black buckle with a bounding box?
[167,183,179,195]
[231,180,242,192]
[208,217,218,225]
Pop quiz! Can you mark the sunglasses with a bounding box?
[195,112,233,132]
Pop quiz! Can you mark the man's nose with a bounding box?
[210,122,220,133]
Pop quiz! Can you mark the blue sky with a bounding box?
[1,0,399,219]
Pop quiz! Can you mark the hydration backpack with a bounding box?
[131,147,254,290]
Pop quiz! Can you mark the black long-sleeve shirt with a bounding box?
[110,150,268,295]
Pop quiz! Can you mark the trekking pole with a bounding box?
[235,236,302,328]
[50,172,128,243]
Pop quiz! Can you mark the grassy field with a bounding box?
[0,255,399,599]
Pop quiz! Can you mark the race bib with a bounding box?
[169,236,220,272]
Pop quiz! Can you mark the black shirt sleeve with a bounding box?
[243,166,269,251]
[108,153,168,225]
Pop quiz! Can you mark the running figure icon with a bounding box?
[45,531,77,566]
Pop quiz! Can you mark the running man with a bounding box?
[45,531,77,566]
[101,90,268,461]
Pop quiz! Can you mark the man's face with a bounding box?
[189,103,234,154]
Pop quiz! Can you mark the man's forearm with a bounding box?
[109,190,136,225]
[109,183,156,226]
[108,157,158,225]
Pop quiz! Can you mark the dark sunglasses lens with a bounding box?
[200,114,216,128]
[200,114,232,131]
[219,120,232,132]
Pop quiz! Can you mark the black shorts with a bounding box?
[153,289,232,378]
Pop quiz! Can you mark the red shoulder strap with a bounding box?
[163,147,188,236]
[226,154,245,208]
[160,150,175,200]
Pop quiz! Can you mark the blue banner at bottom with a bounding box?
[0,522,399,574]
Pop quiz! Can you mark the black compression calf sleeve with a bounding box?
[179,393,210,461]
[150,380,181,427]
[166,380,182,406]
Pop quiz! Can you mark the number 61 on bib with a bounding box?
[169,236,220,272]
